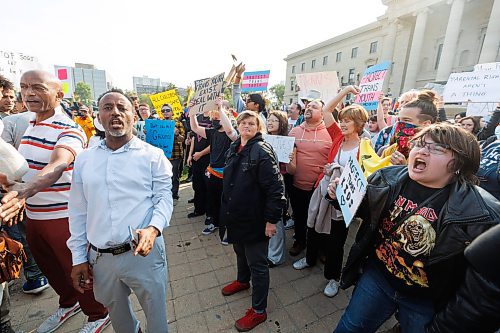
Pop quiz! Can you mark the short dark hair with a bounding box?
[97,89,134,107]
[458,116,481,134]
[369,115,377,122]
[138,103,149,108]
[0,75,14,91]
[161,103,172,111]
[403,90,438,123]
[411,123,480,185]
[248,93,265,112]
[292,102,302,112]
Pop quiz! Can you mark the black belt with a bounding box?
[90,243,131,255]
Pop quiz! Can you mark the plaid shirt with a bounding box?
[170,119,185,160]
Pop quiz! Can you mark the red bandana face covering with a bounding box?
[391,121,420,158]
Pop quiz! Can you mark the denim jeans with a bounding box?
[334,261,435,333]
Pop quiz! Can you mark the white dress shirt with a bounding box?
[67,137,173,265]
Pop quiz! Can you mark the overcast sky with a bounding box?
[2,0,387,90]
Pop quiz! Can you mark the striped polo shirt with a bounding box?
[18,109,86,220]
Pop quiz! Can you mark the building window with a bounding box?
[291,65,295,74]
[301,63,305,71]
[290,79,295,91]
[323,56,328,66]
[370,41,378,54]
[336,52,342,62]
[348,68,355,84]
[311,59,316,69]
[435,43,444,70]
[290,98,293,104]
[351,47,358,59]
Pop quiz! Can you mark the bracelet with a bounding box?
[236,75,242,79]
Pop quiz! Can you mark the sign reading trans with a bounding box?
[241,70,271,92]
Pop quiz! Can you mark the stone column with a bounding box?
[382,18,399,93]
[478,0,500,63]
[403,8,430,92]
[436,0,466,81]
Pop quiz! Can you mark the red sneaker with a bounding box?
[235,308,267,332]
[221,281,250,296]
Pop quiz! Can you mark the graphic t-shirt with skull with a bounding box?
[374,179,450,296]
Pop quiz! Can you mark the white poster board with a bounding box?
[263,134,295,163]
[335,156,368,227]
[295,71,340,102]
[134,121,146,141]
[0,50,42,86]
[443,71,500,103]
[474,62,500,71]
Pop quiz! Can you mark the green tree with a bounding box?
[139,94,154,109]
[269,83,285,105]
[74,82,93,105]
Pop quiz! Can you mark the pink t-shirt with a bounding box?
[288,122,336,190]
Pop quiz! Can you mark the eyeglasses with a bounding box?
[161,109,172,113]
[267,119,279,123]
[409,140,451,155]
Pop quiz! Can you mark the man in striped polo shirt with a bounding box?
[0,70,109,333]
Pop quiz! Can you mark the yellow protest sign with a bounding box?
[149,89,183,119]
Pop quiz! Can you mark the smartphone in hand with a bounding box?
[129,226,139,249]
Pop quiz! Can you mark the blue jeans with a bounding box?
[334,261,435,333]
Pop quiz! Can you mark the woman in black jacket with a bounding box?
[332,123,499,333]
[219,111,285,332]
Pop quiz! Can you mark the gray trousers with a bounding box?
[0,282,10,325]
[89,237,168,333]
[267,219,286,265]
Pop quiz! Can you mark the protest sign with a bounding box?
[241,70,271,92]
[467,102,496,117]
[134,121,146,141]
[263,134,295,163]
[295,71,340,102]
[145,119,175,158]
[191,72,225,114]
[335,156,368,227]
[474,62,500,71]
[443,70,500,103]
[0,49,42,86]
[149,89,183,119]
[55,66,74,98]
[355,61,391,111]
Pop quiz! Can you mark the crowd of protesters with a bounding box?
[0,65,498,333]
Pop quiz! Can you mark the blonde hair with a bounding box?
[338,104,369,133]
[236,111,265,133]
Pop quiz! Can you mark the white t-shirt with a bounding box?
[333,145,359,167]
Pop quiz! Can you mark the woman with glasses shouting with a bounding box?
[331,123,499,333]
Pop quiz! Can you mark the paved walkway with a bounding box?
[9,183,396,332]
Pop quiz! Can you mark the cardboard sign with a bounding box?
[443,70,500,103]
[241,70,271,92]
[295,71,340,102]
[134,121,146,141]
[145,120,175,158]
[263,134,295,163]
[191,72,225,114]
[0,50,42,87]
[355,61,391,111]
[55,66,74,98]
[149,89,183,119]
[335,156,368,227]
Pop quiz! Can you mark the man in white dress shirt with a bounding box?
[67,89,173,333]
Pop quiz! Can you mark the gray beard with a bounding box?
[107,129,127,137]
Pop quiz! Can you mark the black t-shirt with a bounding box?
[373,179,450,297]
[193,114,212,153]
[205,127,232,169]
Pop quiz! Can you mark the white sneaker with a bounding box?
[292,257,310,270]
[284,218,295,230]
[37,303,81,333]
[79,315,111,333]
[324,279,339,297]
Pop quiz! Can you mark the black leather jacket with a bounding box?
[340,166,499,308]
[426,224,500,333]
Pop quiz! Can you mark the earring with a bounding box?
[455,170,460,175]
